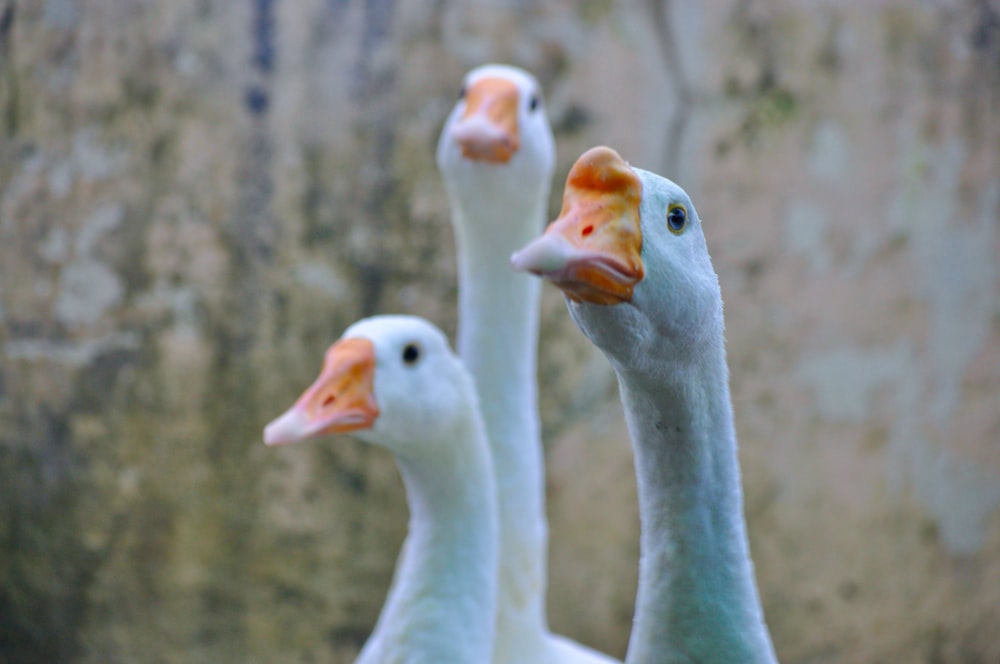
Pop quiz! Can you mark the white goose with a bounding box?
[513,147,779,663]
[264,315,498,664]
[437,65,619,663]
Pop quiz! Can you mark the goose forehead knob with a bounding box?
[565,145,641,196]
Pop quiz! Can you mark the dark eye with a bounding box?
[667,205,686,234]
[402,343,420,365]
[458,85,467,100]
[528,93,540,112]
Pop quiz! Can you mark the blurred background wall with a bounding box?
[1,0,997,662]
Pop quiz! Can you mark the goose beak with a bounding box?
[450,76,520,163]
[511,146,644,305]
[264,337,379,446]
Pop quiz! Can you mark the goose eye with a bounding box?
[667,205,687,234]
[402,343,421,366]
[528,93,540,112]
[458,85,467,100]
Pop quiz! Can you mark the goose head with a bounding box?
[264,315,479,457]
[512,146,723,373]
[436,64,555,215]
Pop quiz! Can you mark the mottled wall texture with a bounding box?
[1,0,997,662]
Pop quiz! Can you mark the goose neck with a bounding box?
[368,428,498,662]
[616,355,776,663]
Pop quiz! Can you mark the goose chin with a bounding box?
[315,410,378,436]
[511,234,640,304]
[264,407,376,446]
[515,247,637,305]
[548,257,638,305]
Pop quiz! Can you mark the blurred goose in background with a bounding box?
[437,65,620,663]
[264,315,498,664]
[513,147,779,663]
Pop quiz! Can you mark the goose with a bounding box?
[512,146,779,663]
[437,65,619,663]
[263,315,499,664]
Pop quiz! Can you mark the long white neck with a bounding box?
[358,425,498,664]
[615,348,777,664]
[446,172,551,648]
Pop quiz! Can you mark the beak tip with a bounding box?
[450,116,517,164]
[509,248,531,273]
[263,408,310,447]
[510,234,575,275]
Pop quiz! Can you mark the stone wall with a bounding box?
[1,1,997,662]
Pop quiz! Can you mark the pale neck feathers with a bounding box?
[615,348,776,663]
[358,414,498,664]
[446,172,552,648]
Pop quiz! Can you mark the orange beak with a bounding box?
[511,146,644,305]
[263,337,380,446]
[450,76,521,163]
